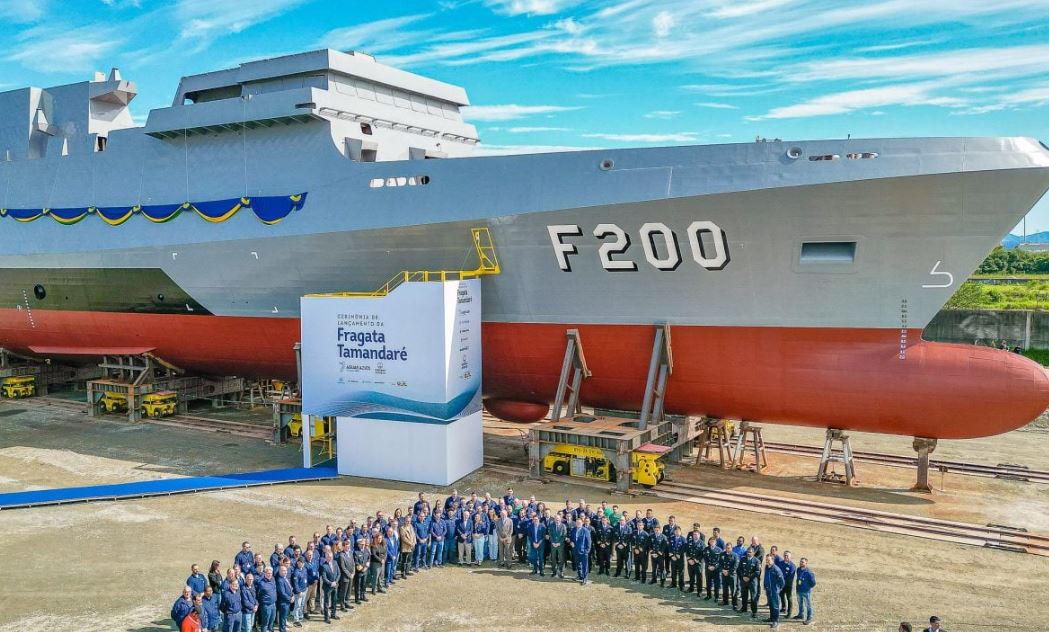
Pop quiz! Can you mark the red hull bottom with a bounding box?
[1,309,1046,439]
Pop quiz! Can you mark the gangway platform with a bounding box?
[0,466,337,510]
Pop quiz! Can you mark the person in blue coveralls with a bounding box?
[291,557,308,626]
[200,586,221,632]
[763,554,785,628]
[573,517,593,584]
[428,511,446,568]
[240,574,257,632]
[171,586,193,630]
[219,578,242,632]
[234,542,255,579]
[186,565,207,597]
[793,557,816,625]
[256,566,277,632]
[275,564,294,632]
[776,550,797,619]
[527,513,546,575]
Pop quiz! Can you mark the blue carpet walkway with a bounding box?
[0,466,339,510]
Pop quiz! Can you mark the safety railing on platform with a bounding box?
[308,227,501,298]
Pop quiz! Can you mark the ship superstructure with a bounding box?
[0,49,1047,440]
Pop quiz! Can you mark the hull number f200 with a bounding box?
[547,222,729,272]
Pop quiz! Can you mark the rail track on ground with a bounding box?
[482,416,1049,484]
[481,458,1049,557]
[7,396,272,440]
[748,441,1049,484]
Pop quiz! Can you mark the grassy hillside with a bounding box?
[945,279,1049,310]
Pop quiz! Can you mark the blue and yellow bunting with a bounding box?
[0,192,307,226]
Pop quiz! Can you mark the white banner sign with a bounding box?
[301,279,481,424]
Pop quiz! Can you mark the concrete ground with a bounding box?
[1,402,1048,631]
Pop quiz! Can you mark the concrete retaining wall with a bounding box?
[924,309,1049,348]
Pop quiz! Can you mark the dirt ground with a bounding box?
[1,403,1048,631]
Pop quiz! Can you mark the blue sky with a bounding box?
[2,0,1049,234]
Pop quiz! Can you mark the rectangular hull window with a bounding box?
[800,241,856,263]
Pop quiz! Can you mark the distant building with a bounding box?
[1017,242,1049,252]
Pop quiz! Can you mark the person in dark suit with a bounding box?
[573,518,592,584]
[923,615,944,632]
[318,551,340,623]
[527,514,546,575]
[334,542,354,611]
[352,538,371,604]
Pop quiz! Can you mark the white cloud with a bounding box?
[853,38,941,53]
[583,132,698,142]
[644,110,681,119]
[696,102,739,109]
[505,126,573,132]
[682,83,785,97]
[652,10,676,38]
[321,14,433,53]
[555,17,584,34]
[707,0,792,19]
[175,0,308,40]
[785,43,1049,84]
[7,25,123,72]
[484,0,581,16]
[462,104,583,121]
[0,0,46,23]
[748,82,965,120]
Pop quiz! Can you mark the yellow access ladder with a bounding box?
[313,227,500,297]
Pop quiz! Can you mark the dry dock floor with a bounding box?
[1,402,1047,631]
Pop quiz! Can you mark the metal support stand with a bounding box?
[732,421,769,473]
[816,428,857,486]
[698,418,733,469]
[615,447,631,493]
[911,437,938,493]
[639,324,673,430]
[549,329,591,421]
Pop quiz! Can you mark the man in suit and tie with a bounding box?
[573,518,593,585]
[527,514,546,576]
[547,514,568,579]
[496,508,515,568]
[319,550,340,624]
[334,542,354,612]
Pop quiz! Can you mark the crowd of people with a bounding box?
[171,487,820,631]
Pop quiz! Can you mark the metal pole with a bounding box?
[550,338,575,421]
[303,414,313,468]
[639,328,664,430]
[294,342,302,396]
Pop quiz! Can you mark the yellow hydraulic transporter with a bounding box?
[542,443,667,487]
[98,391,129,413]
[140,391,177,417]
[286,412,329,439]
[0,375,35,398]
